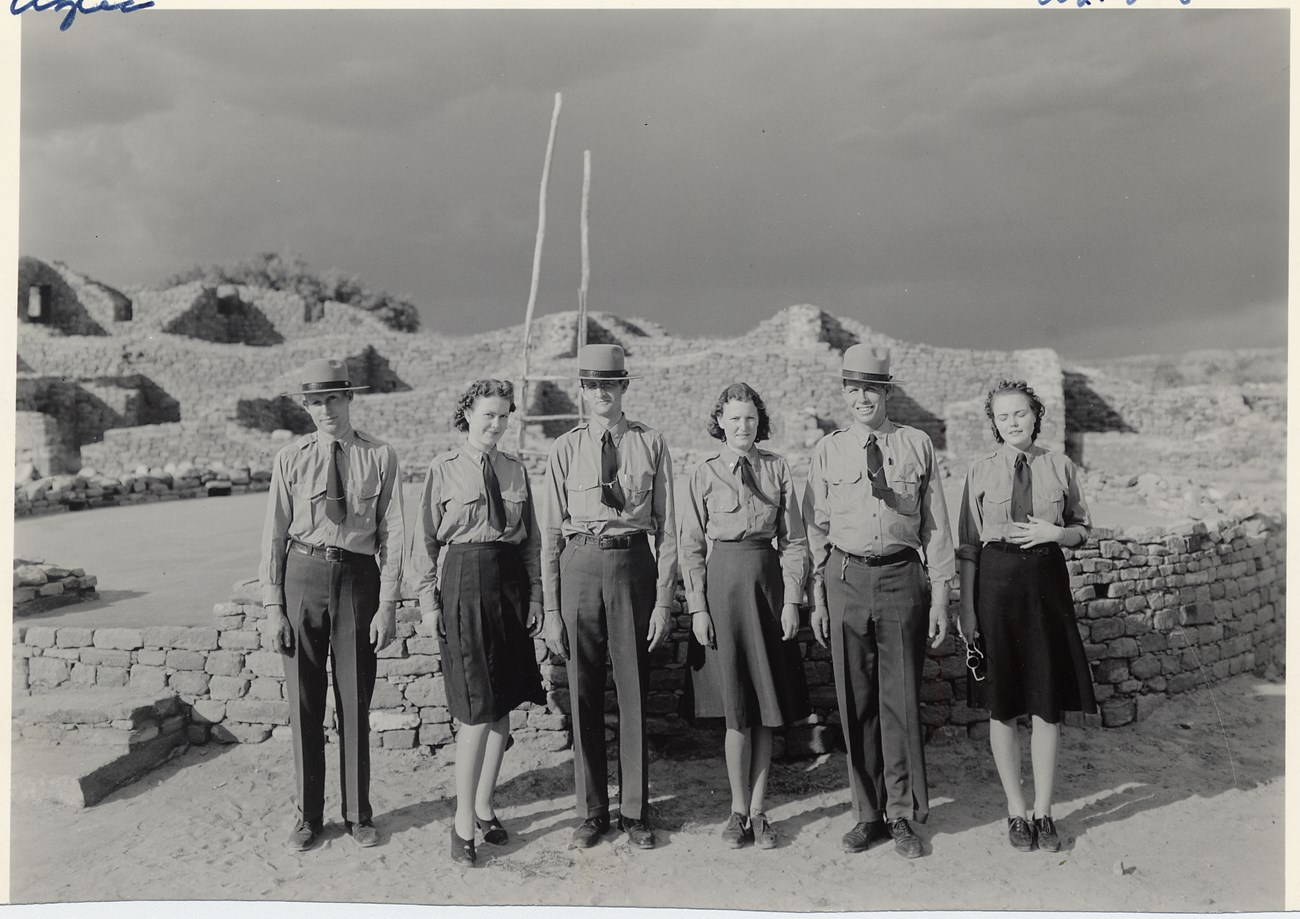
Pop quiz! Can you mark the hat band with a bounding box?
[842,370,894,383]
[578,368,628,379]
[301,380,353,392]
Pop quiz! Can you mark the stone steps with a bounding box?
[10,689,190,807]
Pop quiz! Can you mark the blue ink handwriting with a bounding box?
[10,0,157,32]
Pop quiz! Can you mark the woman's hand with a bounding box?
[526,599,544,638]
[958,598,978,645]
[1010,516,1065,548]
[692,611,715,649]
[780,603,800,641]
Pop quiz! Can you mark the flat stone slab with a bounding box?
[12,688,183,729]
[11,728,188,808]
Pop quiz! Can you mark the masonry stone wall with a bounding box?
[13,515,1284,750]
[17,257,110,336]
[12,560,98,612]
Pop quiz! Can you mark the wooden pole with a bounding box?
[518,91,563,453]
[577,149,592,421]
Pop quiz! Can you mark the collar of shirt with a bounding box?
[460,439,498,463]
[720,444,756,472]
[315,428,357,456]
[587,415,629,441]
[997,441,1045,464]
[846,418,897,447]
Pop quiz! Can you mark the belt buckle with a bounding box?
[323,546,344,562]
[597,535,617,550]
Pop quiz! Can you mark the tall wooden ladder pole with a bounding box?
[517,92,563,454]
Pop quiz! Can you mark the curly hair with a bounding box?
[984,379,1044,444]
[706,382,772,443]
[452,379,516,432]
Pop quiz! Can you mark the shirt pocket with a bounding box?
[622,469,654,517]
[888,467,923,517]
[348,470,384,529]
[502,485,529,531]
[441,491,485,530]
[982,482,1013,530]
[704,486,743,532]
[567,472,604,522]
[291,481,326,530]
[827,467,867,527]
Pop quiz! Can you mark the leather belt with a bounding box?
[289,539,373,565]
[568,532,647,550]
[985,541,1056,558]
[832,545,918,567]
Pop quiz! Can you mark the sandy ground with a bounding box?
[9,673,1284,911]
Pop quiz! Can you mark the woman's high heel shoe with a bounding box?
[451,826,477,865]
[476,815,508,846]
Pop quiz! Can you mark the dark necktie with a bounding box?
[325,440,346,525]
[865,433,888,499]
[1011,453,1032,523]
[738,455,778,508]
[482,452,508,532]
[600,429,625,511]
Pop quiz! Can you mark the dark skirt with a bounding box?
[684,540,810,730]
[440,542,546,725]
[971,542,1097,723]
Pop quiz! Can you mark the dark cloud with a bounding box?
[18,7,1287,359]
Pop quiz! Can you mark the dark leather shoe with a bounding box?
[888,818,923,859]
[720,812,751,849]
[569,815,610,849]
[751,813,778,850]
[1034,815,1060,852]
[840,820,883,853]
[450,826,477,865]
[619,815,656,849]
[285,818,321,852]
[476,815,508,846]
[348,820,380,848]
[1008,815,1035,852]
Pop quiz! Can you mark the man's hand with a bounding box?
[543,611,569,661]
[646,604,674,652]
[691,611,715,649]
[780,603,800,641]
[810,605,830,649]
[267,605,293,655]
[370,600,397,650]
[526,599,544,638]
[927,600,949,649]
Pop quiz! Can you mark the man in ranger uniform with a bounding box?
[260,357,405,852]
[802,345,955,859]
[541,343,679,850]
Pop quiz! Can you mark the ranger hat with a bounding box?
[840,345,903,385]
[281,358,370,396]
[577,344,640,381]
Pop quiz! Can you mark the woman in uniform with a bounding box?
[957,379,1096,854]
[411,379,546,866]
[680,382,810,850]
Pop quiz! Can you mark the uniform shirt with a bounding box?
[259,428,405,607]
[541,416,678,613]
[956,442,1091,563]
[678,445,809,614]
[802,419,956,610]
[408,443,541,610]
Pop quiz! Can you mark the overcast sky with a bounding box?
[17,6,1288,360]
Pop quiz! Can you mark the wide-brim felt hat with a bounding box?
[280,358,370,396]
[576,343,641,381]
[838,344,904,385]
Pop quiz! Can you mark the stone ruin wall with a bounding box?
[12,514,1286,751]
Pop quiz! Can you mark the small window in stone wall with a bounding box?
[115,298,133,322]
[217,294,238,316]
[24,284,52,324]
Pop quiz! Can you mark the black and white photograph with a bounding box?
[3,0,1291,914]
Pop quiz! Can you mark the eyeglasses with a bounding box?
[963,636,986,683]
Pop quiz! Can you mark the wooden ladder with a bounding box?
[515,91,593,455]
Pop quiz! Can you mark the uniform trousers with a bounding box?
[560,535,656,822]
[281,550,379,825]
[826,547,930,824]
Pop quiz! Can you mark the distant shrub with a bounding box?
[161,252,420,333]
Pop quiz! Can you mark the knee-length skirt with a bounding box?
[971,542,1097,723]
[684,540,810,730]
[440,542,545,725]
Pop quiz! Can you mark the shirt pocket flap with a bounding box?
[984,482,1012,505]
[354,484,384,500]
[705,488,741,513]
[568,473,602,496]
[622,470,653,497]
[828,468,863,486]
[501,486,528,505]
[292,481,327,500]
